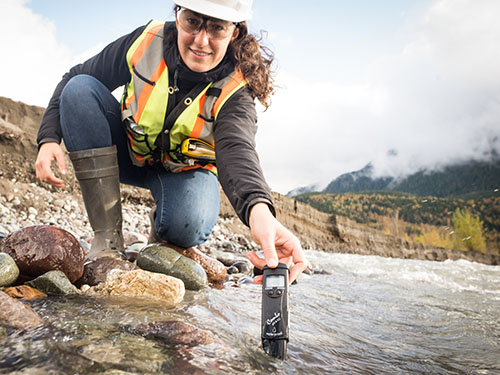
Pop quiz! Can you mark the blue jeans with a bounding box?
[59,75,220,248]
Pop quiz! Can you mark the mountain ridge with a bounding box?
[288,160,500,198]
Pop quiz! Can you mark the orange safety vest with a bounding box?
[120,20,247,173]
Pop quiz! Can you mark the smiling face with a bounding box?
[175,8,239,72]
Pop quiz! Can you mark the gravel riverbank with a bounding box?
[0,179,262,269]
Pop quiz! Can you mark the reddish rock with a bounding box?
[0,290,43,329]
[76,256,138,287]
[134,321,214,346]
[0,225,85,283]
[169,244,227,284]
[3,285,47,300]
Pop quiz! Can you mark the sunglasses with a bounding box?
[176,7,237,40]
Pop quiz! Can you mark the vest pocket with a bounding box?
[132,65,156,86]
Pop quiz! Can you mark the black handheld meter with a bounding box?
[261,263,289,360]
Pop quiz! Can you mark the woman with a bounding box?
[35,0,307,283]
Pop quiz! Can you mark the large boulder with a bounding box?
[85,269,184,305]
[0,290,43,330]
[137,245,208,290]
[0,225,85,283]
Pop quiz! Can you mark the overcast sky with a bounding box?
[1,0,499,194]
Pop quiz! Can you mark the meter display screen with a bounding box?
[265,275,285,289]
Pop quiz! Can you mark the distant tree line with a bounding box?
[322,160,500,198]
[296,191,499,254]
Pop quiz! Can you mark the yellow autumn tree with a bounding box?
[451,208,487,253]
[414,228,453,249]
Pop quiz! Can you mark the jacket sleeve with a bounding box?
[214,87,275,226]
[36,25,147,147]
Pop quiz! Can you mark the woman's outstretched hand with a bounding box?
[35,142,67,188]
[247,202,308,284]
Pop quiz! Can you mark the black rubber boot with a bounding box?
[69,145,125,261]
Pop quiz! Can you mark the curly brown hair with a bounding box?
[230,22,275,109]
[172,6,275,109]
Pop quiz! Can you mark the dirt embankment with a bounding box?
[1,96,498,266]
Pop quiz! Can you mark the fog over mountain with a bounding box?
[288,157,500,198]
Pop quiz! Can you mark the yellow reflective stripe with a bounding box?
[123,21,164,114]
[123,21,169,158]
[137,70,169,144]
[213,72,246,120]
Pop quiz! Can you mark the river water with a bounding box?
[1,251,499,374]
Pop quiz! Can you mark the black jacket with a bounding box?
[37,21,274,226]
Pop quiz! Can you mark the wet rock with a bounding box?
[216,256,236,267]
[172,245,227,285]
[0,252,19,286]
[85,269,184,305]
[303,266,313,275]
[134,321,214,346]
[226,265,239,274]
[232,261,253,276]
[222,241,235,251]
[236,276,255,285]
[137,245,207,291]
[312,268,332,275]
[238,236,249,247]
[123,242,145,263]
[26,270,79,295]
[76,256,138,287]
[0,225,85,282]
[78,341,126,365]
[3,285,47,300]
[0,290,43,329]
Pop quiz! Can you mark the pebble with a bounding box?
[3,285,48,300]
[232,261,253,276]
[27,270,80,295]
[134,320,214,346]
[0,253,19,287]
[53,199,65,208]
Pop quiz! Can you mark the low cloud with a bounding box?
[257,0,500,193]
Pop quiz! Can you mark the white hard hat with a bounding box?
[173,0,253,22]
